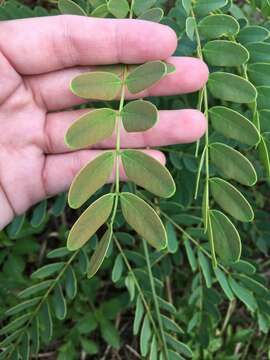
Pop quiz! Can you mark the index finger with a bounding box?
[0,15,177,75]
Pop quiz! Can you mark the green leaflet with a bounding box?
[260,109,270,132]
[209,142,257,186]
[182,0,192,14]
[65,266,77,300]
[161,315,184,335]
[52,285,67,320]
[31,200,47,228]
[183,237,197,272]
[165,62,176,74]
[5,297,41,316]
[209,210,242,263]
[186,17,196,41]
[121,150,175,198]
[20,332,30,360]
[67,194,115,251]
[214,267,234,301]
[90,4,109,17]
[68,151,115,209]
[209,177,254,222]
[120,192,167,250]
[7,214,25,239]
[247,63,270,87]
[107,0,129,18]
[19,280,52,299]
[198,251,212,288]
[166,221,178,254]
[245,42,270,63]
[133,297,144,335]
[133,0,157,16]
[0,313,31,335]
[71,71,122,100]
[234,274,269,298]
[87,227,113,278]
[65,108,117,149]
[112,254,124,282]
[209,106,260,146]
[31,262,65,280]
[208,72,257,103]
[198,14,239,39]
[229,277,258,312]
[165,333,193,358]
[203,40,249,67]
[237,26,270,44]
[58,0,87,15]
[39,301,53,342]
[194,0,228,16]
[126,61,166,94]
[258,136,270,179]
[168,350,185,360]
[257,86,270,110]
[150,336,158,360]
[121,100,158,132]
[138,8,164,22]
[230,260,256,275]
[140,315,151,356]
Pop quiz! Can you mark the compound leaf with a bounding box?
[71,71,122,100]
[209,177,254,222]
[121,150,175,198]
[210,142,257,186]
[68,151,115,209]
[120,192,167,250]
[122,100,158,132]
[126,61,166,94]
[88,227,113,278]
[65,108,117,149]
[67,194,115,251]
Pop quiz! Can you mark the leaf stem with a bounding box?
[142,239,169,360]
[113,235,163,346]
[191,8,217,267]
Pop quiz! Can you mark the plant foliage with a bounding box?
[1,0,270,359]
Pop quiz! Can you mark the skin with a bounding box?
[0,15,209,230]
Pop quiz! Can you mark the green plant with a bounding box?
[1,0,270,359]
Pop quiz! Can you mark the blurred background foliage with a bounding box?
[0,0,270,359]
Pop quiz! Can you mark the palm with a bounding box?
[0,15,208,229]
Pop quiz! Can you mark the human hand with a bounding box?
[0,15,208,229]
